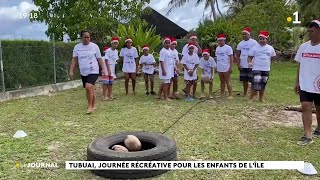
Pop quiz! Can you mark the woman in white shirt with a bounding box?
[119,38,139,95]
[69,30,108,114]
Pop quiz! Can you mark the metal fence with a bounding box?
[0,36,206,93]
[0,34,78,92]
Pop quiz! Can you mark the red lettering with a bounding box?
[302,53,320,59]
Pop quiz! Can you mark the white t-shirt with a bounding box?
[248,44,276,71]
[159,47,175,80]
[215,44,233,72]
[182,44,199,56]
[72,42,102,76]
[295,41,320,94]
[237,39,259,68]
[170,48,179,66]
[139,54,156,75]
[104,48,119,77]
[181,53,200,80]
[120,47,139,73]
[199,56,217,77]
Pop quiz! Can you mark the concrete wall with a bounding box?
[0,80,83,102]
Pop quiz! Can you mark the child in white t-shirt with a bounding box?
[199,49,217,99]
[139,45,156,95]
[181,42,200,102]
[248,31,276,102]
[215,33,234,99]
[119,37,139,95]
[102,37,119,101]
[158,37,175,101]
[169,37,180,99]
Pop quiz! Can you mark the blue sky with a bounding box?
[0,0,226,40]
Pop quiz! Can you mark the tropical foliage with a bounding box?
[31,0,150,41]
[196,0,296,52]
[113,21,162,58]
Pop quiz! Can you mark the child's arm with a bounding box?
[228,55,233,73]
[247,56,254,68]
[160,61,166,76]
[211,67,214,79]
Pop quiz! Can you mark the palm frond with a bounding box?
[166,0,189,15]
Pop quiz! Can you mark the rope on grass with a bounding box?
[161,99,206,134]
[161,89,243,134]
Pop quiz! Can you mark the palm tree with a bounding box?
[296,0,320,22]
[166,0,223,20]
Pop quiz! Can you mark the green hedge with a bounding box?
[0,39,192,91]
[0,40,120,91]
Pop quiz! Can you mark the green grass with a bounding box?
[0,62,319,180]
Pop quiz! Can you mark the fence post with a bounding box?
[53,33,57,84]
[0,40,5,92]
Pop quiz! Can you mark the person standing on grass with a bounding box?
[182,34,202,56]
[295,19,320,145]
[69,30,108,114]
[182,34,202,97]
[247,30,276,103]
[215,33,234,99]
[158,37,175,101]
[181,42,200,102]
[102,37,119,101]
[236,27,259,96]
[139,45,156,96]
[169,37,180,99]
[200,49,217,99]
[120,37,139,95]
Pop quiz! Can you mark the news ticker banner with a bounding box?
[65,161,305,170]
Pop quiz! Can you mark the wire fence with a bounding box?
[0,34,80,92]
[0,35,207,93]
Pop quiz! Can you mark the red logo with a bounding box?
[314,75,320,92]
[302,53,320,59]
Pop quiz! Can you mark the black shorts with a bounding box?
[251,71,270,91]
[81,74,99,88]
[240,68,252,82]
[299,90,320,106]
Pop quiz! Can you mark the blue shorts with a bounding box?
[174,73,179,78]
[102,80,113,85]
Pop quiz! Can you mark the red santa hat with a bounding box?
[142,44,149,51]
[103,46,109,52]
[242,27,251,35]
[190,34,197,39]
[125,37,132,43]
[188,42,196,49]
[258,31,269,38]
[111,37,119,43]
[311,19,320,27]
[216,34,226,40]
[170,37,177,44]
[202,49,210,55]
[163,36,171,44]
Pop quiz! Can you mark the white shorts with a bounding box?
[161,79,171,84]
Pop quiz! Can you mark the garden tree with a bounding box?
[166,0,221,20]
[31,0,150,41]
[222,0,264,15]
[115,21,162,59]
[296,0,320,25]
[197,0,295,52]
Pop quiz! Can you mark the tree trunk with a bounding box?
[210,0,217,20]
[215,0,223,17]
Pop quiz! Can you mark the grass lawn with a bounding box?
[0,62,319,180]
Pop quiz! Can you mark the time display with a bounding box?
[19,12,38,19]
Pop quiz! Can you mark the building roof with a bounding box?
[141,7,188,39]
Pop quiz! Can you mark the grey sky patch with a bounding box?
[0,0,227,40]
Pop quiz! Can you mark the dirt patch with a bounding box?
[247,108,317,127]
[48,141,64,151]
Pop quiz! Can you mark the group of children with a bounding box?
[100,28,277,102]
